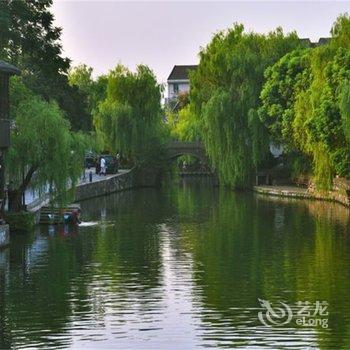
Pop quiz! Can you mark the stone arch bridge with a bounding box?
[165,141,208,162]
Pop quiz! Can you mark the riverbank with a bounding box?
[75,168,134,202]
[25,168,135,225]
[253,181,350,207]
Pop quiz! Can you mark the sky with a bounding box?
[52,1,350,84]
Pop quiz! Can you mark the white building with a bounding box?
[167,65,197,101]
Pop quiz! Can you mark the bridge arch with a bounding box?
[165,141,208,163]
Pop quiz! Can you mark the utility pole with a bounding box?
[0,61,20,222]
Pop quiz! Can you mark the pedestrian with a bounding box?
[100,156,106,176]
[116,152,120,173]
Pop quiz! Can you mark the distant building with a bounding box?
[300,37,331,48]
[167,65,197,101]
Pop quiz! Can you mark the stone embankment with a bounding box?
[254,177,350,207]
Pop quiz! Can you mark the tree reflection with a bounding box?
[178,189,350,349]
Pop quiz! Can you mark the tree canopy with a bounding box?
[189,24,301,187]
[259,14,350,189]
[0,0,92,131]
[93,64,165,165]
[7,78,88,211]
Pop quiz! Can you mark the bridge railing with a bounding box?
[166,141,203,149]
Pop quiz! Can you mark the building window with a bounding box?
[173,84,179,94]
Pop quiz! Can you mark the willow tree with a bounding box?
[94,64,165,165]
[259,14,350,190]
[6,78,88,212]
[190,24,300,188]
[169,105,201,142]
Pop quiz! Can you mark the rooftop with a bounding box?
[167,65,197,81]
[300,37,331,48]
[0,61,20,75]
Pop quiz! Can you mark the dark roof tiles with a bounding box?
[168,65,197,81]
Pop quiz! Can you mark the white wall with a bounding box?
[168,82,190,99]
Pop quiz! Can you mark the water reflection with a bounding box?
[0,178,350,349]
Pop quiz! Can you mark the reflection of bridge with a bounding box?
[166,141,207,162]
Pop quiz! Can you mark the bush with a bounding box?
[4,212,35,232]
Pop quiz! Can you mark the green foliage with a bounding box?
[202,89,252,187]
[68,64,109,132]
[0,0,70,94]
[4,211,35,232]
[330,13,350,48]
[169,105,200,141]
[259,49,312,148]
[0,1,92,131]
[190,24,300,188]
[339,81,350,142]
[94,64,165,165]
[7,78,88,209]
[68,64,108,116]
[259,14,350,189]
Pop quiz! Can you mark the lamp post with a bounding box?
[0,61,20,220]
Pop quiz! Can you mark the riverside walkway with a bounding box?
[254,185,309,199]
[25,168,130,210]
[254,184,350,207]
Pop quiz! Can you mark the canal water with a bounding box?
[1,178,350,349]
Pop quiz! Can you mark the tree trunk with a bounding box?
[8,166,37,212]
[9,190,22,212]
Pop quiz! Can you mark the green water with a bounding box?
[1,178,350,349]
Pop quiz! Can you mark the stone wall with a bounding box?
[0,224,9,248]
[74,169,136,202]
[308,177,350,207]
[254,177,350,208]
[22,169,136,225]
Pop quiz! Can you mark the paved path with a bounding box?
[253,184,350,207]
[253,185,310,199]
[24,168,129,206]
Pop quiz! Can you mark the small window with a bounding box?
[173,84,179,93]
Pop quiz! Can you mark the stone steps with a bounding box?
[39,204,81,225]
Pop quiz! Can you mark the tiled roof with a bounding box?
[168,65,197,81]
[317,37,331,46]
[300,37,331,48]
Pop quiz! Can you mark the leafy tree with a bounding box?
[190,24,300,187]
[170,105,201,141]
[0,1,93,131]
[0,0,69,97]
[259,14,350,189]
[68,65,109,131]
[68,64,108,113]
[259,49,312,148]
[339,81,350,143]
[6,78,88,212]
[93,64,165,165]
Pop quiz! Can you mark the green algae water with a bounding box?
[1,178,350,349]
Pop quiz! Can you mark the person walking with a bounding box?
[100,156,106,176]
[116,152,120,173]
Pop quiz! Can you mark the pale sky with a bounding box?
[52,1,350,84]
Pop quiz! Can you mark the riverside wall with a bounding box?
[253,177,350,208]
